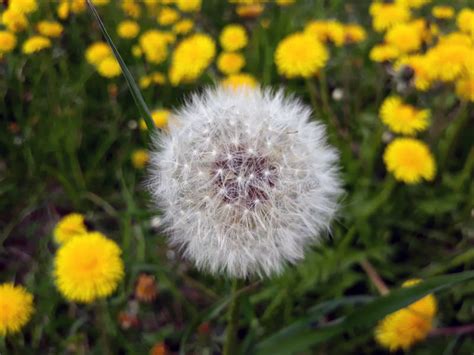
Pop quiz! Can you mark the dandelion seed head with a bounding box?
[149,87,342,278]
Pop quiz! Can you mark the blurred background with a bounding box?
[0,0,473,354]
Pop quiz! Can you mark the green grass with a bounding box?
[1,0,473,354]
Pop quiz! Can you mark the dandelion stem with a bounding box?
[86,0,155,131]
[430,324,474,336]
[223,279,241,355]
[97,300,112,355]
[305,78,320,117]
[360,259,390,296]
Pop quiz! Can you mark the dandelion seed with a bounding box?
[149,87,342,278]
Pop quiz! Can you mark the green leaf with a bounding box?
[254,271,474,355]
[85,0,155,131]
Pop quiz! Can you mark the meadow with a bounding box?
[1,0,473,354]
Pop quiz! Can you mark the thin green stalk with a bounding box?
[97,300,112,355]
[305,78,320,117]
[86,0,155,131]
[223,279,241,355]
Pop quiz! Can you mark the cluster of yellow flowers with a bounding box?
[375,279,437,351]
[369,1,474,185]
[217,24,257,90]
[275,19,366,79]
[370,2,473,101]
[53,213,124,303]
[85,42,121,78]
[0,0,63,57]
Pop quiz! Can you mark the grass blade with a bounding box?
[255,270,474,354]
[86,0,155,131]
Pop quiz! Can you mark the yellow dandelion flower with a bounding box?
[54,232,124,303]
[117,20,139,39]
[384,138,436,184]
[220,24,248,51]
[132,45,142,58]
[157,7,180,26]
[343,24,367,44]
[0,31,17,54]
[140,109,170,129]
[396,0,430,9]
[385,22,423,53]
[275,32,328,78]
[173,19,194,35]
[432,6,455,20]
[375,279,436,351]
[53,213,88,244]
[370,2,411,32]
[97,56,121,78]
[395,55,435,91]
[22,36,51,54]
[235,4,264,18]
[139,30,170,64]
[304,20,345,46]
[222,73,258,90]
[370,44,400,62]
[37,21,63,38]
[169,33,215,85]
[121,0,141,18]
[0,283,34,336]
[139,72,166,89]
[380,96,430,135]
[177,0,201,12]
[217,52,245,75]
[85,42,111,66]
[427,42,473,82]
[457,8,474,38]
[131,149,150,169]
[1,8,28,33]
[9,0,38,14]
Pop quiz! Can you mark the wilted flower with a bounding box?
[222,73,258,90]
[275,32,328,78]
[54,232,124,303]
[380,96,430,135]
[135,274,158,302]
[220,24,248,51]
[149,87,341,278]
[0,283,34,336]
[384,138,435,184]
[150,342,167,355]
[217,52,246,75]
[53,213,88,244]
[375,279,436,351]
[22,36,51,54]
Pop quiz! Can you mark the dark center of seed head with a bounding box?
[211,145,277,209]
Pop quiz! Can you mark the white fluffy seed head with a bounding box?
[148,86,342,279]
